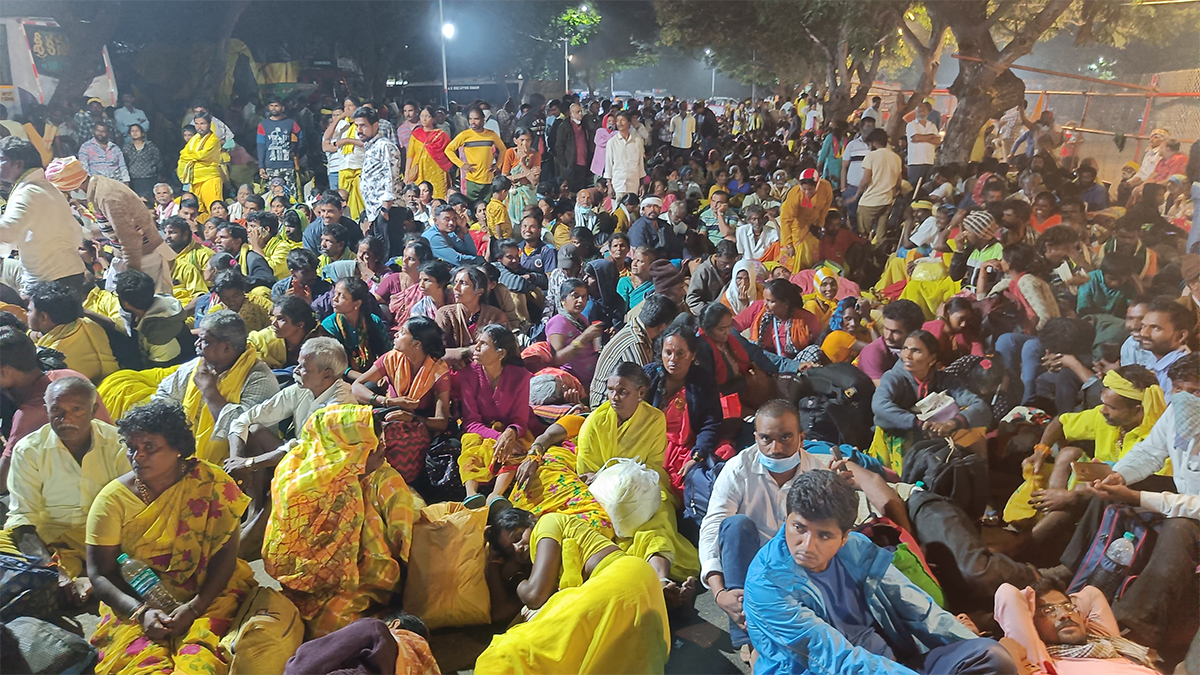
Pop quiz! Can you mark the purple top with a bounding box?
[459,363,533,440]
[856,337,897,381]
[546,313,599,389]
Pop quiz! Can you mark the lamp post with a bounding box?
[439,0,453,109]
[705,48,715,97]
[564,39,570,94]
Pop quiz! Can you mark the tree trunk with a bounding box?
[887,22,948,140]
[46,6,120,110]
[195,0,249,105]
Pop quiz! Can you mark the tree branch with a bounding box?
[985,0,1020,29]
[998,0,1073,65]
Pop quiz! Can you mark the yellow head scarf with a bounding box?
[1103,369,1166,428]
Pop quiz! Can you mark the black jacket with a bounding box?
[643,361,724,461]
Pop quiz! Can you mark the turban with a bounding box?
[640,196,663,209]
[44,157,89,192]
[1103,370,1166,425]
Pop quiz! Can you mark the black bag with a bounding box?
[0,554,59,622]
[900,438,989,520]
[785,363,875,449]
[418,434,465,504]
[682,454,724,531]
[1,617,97,675]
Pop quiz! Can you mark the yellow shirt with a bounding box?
[486,198,512,239]
[531,512,617,587]
[264,234,302,280]
[1060,406,1168,474]
[550,222,572,248]
[7,420,129,544]
[445,129,506,185]
[248,327,288,369]
[35,318,119,383]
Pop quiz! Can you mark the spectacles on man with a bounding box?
[1036,601,1078,617]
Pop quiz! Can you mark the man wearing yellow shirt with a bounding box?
[446,106,506,204]
[3,376,128,597]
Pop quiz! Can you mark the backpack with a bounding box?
[785,363,875,449]
[899,438,989,520]
[1067,503,1163,602]
[1,617,96,675]
[682,454,724,532]
[0,555,59,622]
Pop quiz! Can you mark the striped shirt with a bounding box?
[589,318,653,408]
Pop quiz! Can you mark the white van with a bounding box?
[0,17,118,116]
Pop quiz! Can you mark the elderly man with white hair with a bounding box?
[223,337,358,557]
[2,376,127,604]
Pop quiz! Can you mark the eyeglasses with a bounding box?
[1036,601,1078,617]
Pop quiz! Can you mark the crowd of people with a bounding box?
[0,83,1197,675]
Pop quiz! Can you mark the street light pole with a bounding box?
[564,39,570,94]
[439,0,449,108]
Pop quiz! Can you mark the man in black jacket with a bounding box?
[554,102,595,192]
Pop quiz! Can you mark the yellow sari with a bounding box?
[338,122,365,220]
[88,460,257,675]
[475,513,670,674]
[178,131,223,221]
[510,444,615,538]
[183,346,261,464]
[263,405,421,638]
[97,366,180,420]
[576,401,700,580]
[35,318,120,383]
[405,133,449,200]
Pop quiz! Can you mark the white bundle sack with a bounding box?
[588,457,662,538]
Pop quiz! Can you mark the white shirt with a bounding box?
[1114,401,1200,519]
[698,446,830,585]
[603,130,646,196]
[909,216,940,249]
[906,119,939,166]
[0,168,87,291]
[843,136,870,188]
[860,106,883,125]
[114,106,149,137]
[154,356,280,442]
[804,107,822,133]
[229,379,357,445]
[334,118,364,170]
[5,420,129,543]
[1134,146,1164,183]
[735,222,780,261]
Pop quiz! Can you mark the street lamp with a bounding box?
[442,22,455,39]
[704,48,716,97]
[439,0,453,108]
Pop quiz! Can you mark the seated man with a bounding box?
[422,204,485,266]
[686,239,738,315]
[153,309,279,464]
[1051,353,1200,654]
[995,580,1158,674]
[224,337,357,558]
[213,221,275,289]
[27,281,119,383]
[700,400,905,661]
[2,376,127,604]
[493,238,545,330]
[113,269,191,368]
[857,299,925,385]
[589,295,678,408]
[271,247,333,307]
[625,259,688,324]
[745,469,1018,674]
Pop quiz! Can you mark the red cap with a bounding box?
[799,168,819,183]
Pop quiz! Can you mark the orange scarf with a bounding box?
[380,351,449,401]
[747,303,811,358]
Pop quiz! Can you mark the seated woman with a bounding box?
[28,281,120,384]
[510,416,614,538]
[721,259,761,314]
[545,278,604,396]
[923,296,984,364]
[351,317,451,485]
[798,296,877,365]
[86,400,257,674]
[209,269,271,332]
[434,266,508,369]
[870,329,992,474]
[320,278,391,380]
[800,266,841,325]
[476,509,670,674]
[694,302,786,420]
[732,278,819,360]
[456,325,534,509]
[984,243,1060,333]
[576,362,700,605]
[192,252,237,322]
[387,239,434,326]
[582,259,626,331]
[643,319,731,495]
[407,260,452,321]
[263,404,421,639]
[248,295,318,372]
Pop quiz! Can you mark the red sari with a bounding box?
[662,389,693,495]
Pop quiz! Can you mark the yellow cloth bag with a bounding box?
[220,586,304,675]
[403,502,491,630]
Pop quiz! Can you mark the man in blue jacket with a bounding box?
[745,470,1017,675]
[422,204,484,267]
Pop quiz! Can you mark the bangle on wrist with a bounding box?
[130,603,148,622]
[343,367,353,379]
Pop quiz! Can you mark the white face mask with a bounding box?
[674,222,688,235]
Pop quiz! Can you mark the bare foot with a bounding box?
[678,576,698,607]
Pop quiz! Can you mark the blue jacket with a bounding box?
[421,225,484,267]
[745,530,975,675]
[643,361,723,460]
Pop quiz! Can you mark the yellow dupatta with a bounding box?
[24,122,58,165]
[265,233,302,280]
[179,130,222,183]
[339,122,365,220]
[183,345,260,463]
[575,401,669,488]
[248,327,288,369]
[35,319,119,383]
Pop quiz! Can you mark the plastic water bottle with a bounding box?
[117,553,180,612]
[1087,532,1136,599]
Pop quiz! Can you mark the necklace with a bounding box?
[134,460,189,505]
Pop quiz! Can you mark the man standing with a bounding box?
[256,96,303,200]
[669,103,696,159]
[0,138,87,297]
[604,111,645,204]
[77,123,129,183]
[182,100,234,149]
[395,99,420,167]
[554,102,594,192]
[847,129,902,245]
[446,106,507,204]
[860,96,883,126]
[113,92,149,139]
[841,116,875,219]
[352,106,402,236]
[44,157,174,294]
[905,102,940,186]
[73,98,118,146]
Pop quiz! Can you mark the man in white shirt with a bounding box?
[1128,128,1168,189]
[840,116,875,218]
[0,137,87,297]
[603,111,645,203]
[860,96,883,126]
[224,337,357,554]
[113,92,149,138]
[698,400,903,657]
[906,101,940,187]
[846,128,903,245]
[735,204,780,261]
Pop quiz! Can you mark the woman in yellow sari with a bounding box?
[178,113,223,222]
[476,508,670,674]
[576,361,700,605]
[404,106,451,200]
[86,400,257,675]
[263,405,421,639]
[510,415,613,537]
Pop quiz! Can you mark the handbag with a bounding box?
[0,554,59,622]
[899,437,989,520]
